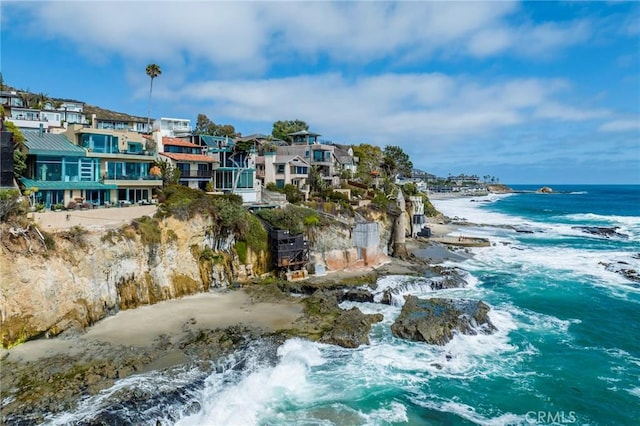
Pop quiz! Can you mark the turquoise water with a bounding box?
[48,185,640,425]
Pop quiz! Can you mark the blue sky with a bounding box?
[1,0,639,184]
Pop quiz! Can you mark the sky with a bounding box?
[1,0,639,185]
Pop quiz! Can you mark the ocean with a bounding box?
[47,185,640,425]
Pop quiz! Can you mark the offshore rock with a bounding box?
[391,296,496,345]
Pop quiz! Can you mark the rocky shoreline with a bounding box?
[0,233,482,424]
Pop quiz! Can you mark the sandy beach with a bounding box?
[2,290,303,364]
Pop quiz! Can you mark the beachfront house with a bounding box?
[19,129,117,208]
[159,137,217,190]
[195,135,258,203]
[63,124,161,205]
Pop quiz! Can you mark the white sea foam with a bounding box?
[360,401,408,425]
[413,399,526,426]
[176,338,325,426]
[627,387,640,399]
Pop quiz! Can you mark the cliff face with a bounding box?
[307,209,391,273]
[0,216,266,348]
[0,210,395,348]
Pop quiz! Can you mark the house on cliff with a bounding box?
[62,124,161,205]
[158,137,217,191]
[19,129,117,208]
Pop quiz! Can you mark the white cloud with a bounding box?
[175,73,605,150]
[535,102,610,121]
[598,119,640,132]
[6,0,591,68]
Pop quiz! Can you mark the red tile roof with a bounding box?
[160,152,217,163]
[163,137,201,148]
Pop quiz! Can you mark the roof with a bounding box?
[22,131,86,157]
[20,178,117,190]
[275,155,309,166]
[199,135,233,147]
[236,133,271,141]
[288,130,321,137]
[163,137,202,148]
[160,152,217,163]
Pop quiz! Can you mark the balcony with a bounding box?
[179,170,213,179]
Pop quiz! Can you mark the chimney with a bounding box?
[92,114,97,129]
[39,123,44,137]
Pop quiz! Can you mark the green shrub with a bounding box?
[258,205,331,235]
[235,240,248,263]
[0,189,24,221]
[61,225,88,248]
[131,216,162,246]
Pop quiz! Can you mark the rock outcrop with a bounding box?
[391,296,496,345]
[291,290,382,348]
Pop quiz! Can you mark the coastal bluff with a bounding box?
[0,206,394,348]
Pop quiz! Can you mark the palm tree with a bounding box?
[145,64,162,132]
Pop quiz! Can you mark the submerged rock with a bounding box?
[391,296,496,345]
[600,261,640,283]
[572,226,629,239]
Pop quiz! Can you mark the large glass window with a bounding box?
[106,161,150,180]
[215,169,253,190]
[80,133,119,154]
[33,156,97,182]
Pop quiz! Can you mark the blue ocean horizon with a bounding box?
[46,184,640,425]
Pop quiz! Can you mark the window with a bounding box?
[80,133,119,153]
[276,164,285,174]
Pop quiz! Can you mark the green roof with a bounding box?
[23,131,86,157]
[20,178,116,190]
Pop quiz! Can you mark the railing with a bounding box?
[179,170,213,178]
[104,174,162,181]
[12,115,48,122]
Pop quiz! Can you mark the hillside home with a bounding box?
[19,130,116,208]
[154,117,192,137]
[1,91,87,131]
[277,130,340,187]
[258,153,310,195]
[64,124,161,204]
[84,105,150,133]
[235,133,287,155]
[332,143,358,178]
[159,137,217,190]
